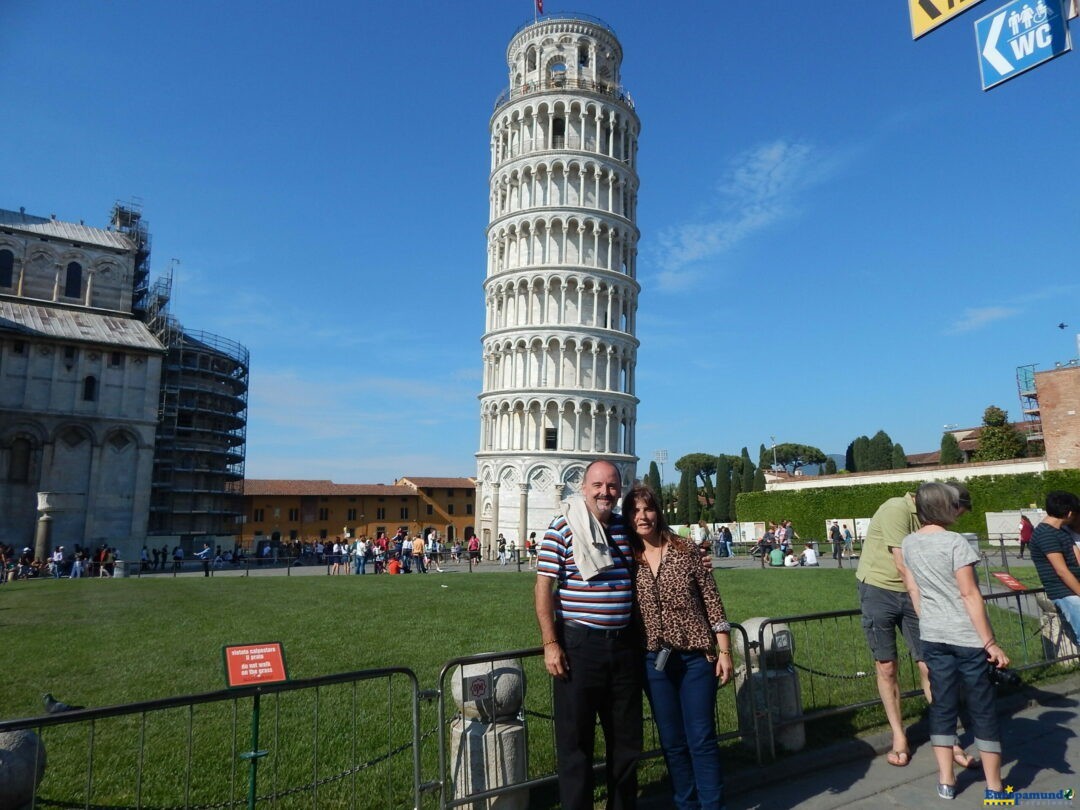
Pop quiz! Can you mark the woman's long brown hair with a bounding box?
[620,484,689,562]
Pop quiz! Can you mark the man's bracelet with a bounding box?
[984,638,997,650]
[543,639,559,647]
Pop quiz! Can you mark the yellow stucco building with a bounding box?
[241,477,475,547]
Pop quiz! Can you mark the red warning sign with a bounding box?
[992,572,1028,592]
[223,642,289,688]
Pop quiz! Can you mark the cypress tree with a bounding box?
[852,435,871,472]
[753,466,766,491]
[729,471,743,522]
[940,432,963,465]
[714,456,731,522]
[824,457,838,475]
[845,441,856,472]
[867,430,894,471]
[740,447,755,494]
[647,461,662,493]
[688,477,701,523]
[676,470,691,524]
[891,443,907,469]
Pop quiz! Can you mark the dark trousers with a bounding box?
[554,623,643,810]
[923,641,1001,753]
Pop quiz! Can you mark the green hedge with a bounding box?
[735,470,1080,540]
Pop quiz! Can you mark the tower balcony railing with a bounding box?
[509,12,616,39]
[495,77,634,112]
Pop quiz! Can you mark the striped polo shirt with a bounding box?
[537,514,634,629]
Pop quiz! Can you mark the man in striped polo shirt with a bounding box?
[535,459,641,810]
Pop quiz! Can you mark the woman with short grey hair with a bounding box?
[902,482,1008,801]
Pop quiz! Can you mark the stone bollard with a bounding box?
[734,617,805,754]
[449,658,527,809]
[1035,593,1080,667]
[0,730,46,810]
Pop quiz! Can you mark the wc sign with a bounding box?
[975,0,1073,89]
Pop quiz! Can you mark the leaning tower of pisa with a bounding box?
[475,12,641,555]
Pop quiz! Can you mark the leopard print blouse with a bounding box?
[635,538,729,653]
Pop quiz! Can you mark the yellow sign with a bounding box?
[909,0,987,39]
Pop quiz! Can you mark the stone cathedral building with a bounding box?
[476,13,641,552]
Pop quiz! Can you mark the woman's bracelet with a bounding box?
[717,648,731,656]
[543,639,559,647]
[983,638,997,650]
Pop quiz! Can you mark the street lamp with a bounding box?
[770,436,778,471]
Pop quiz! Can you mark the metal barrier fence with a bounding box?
[752,585,1080,760]
[3,593,1076,809]
[0,668,422,810]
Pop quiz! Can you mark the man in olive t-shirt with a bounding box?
[855,494,928,764]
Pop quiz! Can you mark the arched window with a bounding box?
[0,249,13,288]
[526,48,537,71]
[64,262,82,298]
[8,437,31,482]
[83,375,97,401]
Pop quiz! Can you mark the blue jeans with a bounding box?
[644,649,725,809]
[922,641,1001,753]
[1053,595,1080,644]
[354,556,365,575]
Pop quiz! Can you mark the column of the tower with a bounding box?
[477,13,641,550]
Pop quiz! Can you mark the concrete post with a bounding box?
[450,658,527,809]
[734,617,805,756]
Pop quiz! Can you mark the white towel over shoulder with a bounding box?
[563,495,614,581]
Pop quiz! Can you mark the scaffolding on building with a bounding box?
[111,200,152,319]
[142,262,249,537]
[1016,363,1043,448]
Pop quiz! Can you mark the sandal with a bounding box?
[887,750,911,767]
[952,750,980,769]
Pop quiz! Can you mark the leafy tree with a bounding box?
[891,443,907,469]
[740,447,755,494]
[728,470,743,521]
[674,453,718,508]
[823,457,838,475]
[974,405,1026,461]
[867,430,894,471]
[676,470,691,524]
[940,433,963,465]
[772,443,828,474]
[713,455,731,521]
[759,443,771,471]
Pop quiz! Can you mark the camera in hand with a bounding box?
[986,663,1022,687]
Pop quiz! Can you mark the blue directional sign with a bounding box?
[975,0,1072,90]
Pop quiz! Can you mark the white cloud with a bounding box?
[652,139,825,289]
[945,307,1020,335]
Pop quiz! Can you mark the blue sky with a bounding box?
[3,1,1078,483]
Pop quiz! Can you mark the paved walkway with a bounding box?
[721,675,1080,808]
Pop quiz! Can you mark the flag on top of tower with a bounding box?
[535,0,543,15]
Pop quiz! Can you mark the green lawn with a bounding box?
[3,565,1058,808]
[3,567,862,717]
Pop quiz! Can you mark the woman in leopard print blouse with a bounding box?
[621,484,732,810]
